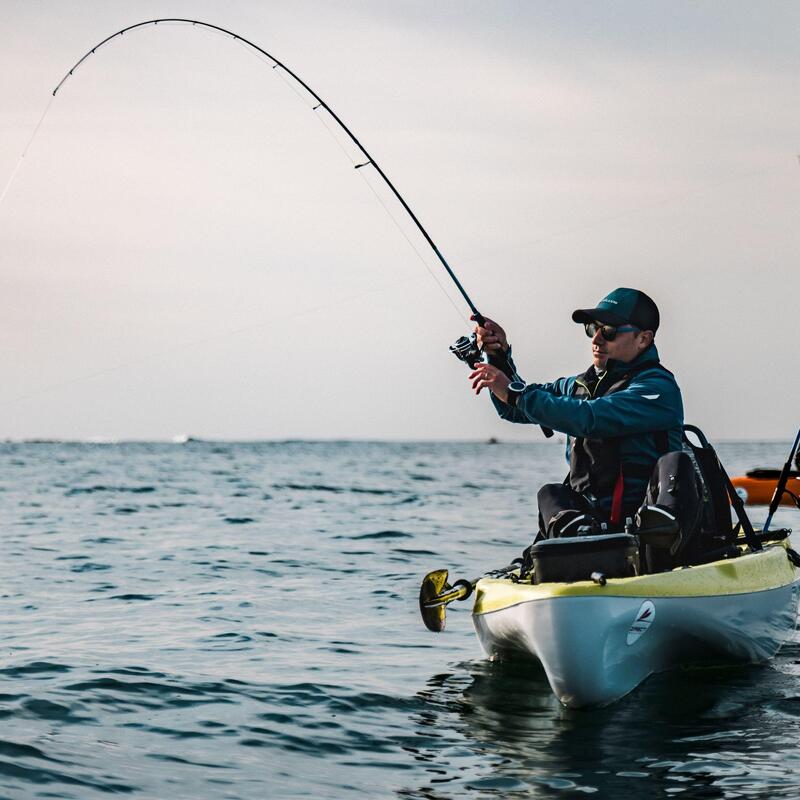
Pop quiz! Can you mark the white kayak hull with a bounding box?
[472,544,800,708]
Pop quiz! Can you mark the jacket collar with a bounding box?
[605,343,660,376]
[579,343,660,387]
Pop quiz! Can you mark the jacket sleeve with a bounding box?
[491,375,573,423]
[503,370,683,436]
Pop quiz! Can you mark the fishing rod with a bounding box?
[763,427,800,533]
[52,18,483,326]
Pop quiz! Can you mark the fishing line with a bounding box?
[351,167,466,322]
[232,29,449,302]
[233,33,466,322]
[281,64,465,322]
[0,95,55,210]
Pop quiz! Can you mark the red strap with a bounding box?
[610,467,625,527]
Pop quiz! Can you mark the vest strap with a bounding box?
[610,468,625,526]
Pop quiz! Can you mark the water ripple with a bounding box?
[1,440,798,799]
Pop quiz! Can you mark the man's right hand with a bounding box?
[472,316,509,354]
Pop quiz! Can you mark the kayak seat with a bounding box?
[638,424,761,572]
[637,450,701,571]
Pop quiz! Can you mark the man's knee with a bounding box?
[537,483,593,538]
[537,482,569,508]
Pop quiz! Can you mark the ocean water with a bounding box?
[1,439,799,799]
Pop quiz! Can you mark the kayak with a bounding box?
[471,541,800,708]
[731,470,800,506]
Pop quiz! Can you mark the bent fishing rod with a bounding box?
[54,19,481,323]
[50,19,553,436]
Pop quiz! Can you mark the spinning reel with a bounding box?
[449,329,554,439]
[448,334,483,369]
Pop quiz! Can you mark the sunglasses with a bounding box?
[584,321,639,341]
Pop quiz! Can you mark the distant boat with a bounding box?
[730,469,800,506]
[171,434,203,444]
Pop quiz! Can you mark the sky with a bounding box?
[1,1,798,441]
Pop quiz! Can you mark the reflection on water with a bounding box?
[409,642,800,797]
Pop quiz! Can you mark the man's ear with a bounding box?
[639,330,654,349]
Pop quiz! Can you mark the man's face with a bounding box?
[590,323,650,368]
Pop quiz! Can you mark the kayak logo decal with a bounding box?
[626,600,655,646]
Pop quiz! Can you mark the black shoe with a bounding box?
[636,505,681,549]
[549,510,593,538]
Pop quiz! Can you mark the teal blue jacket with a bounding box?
[491,344,684,510]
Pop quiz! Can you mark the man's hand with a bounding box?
[469,362,511,403]
[471,316,508,354]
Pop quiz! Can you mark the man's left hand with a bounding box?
[469,362,511,403]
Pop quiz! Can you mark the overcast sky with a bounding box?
[1,1,798,441]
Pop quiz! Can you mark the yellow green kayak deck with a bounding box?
[474,542,796,615]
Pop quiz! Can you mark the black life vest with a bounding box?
[568,361,672,519]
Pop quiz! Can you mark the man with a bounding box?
[469,288,684,538]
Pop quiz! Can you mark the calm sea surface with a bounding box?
[1,440,799,799]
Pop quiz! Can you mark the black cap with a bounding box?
[572,287,660,333]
